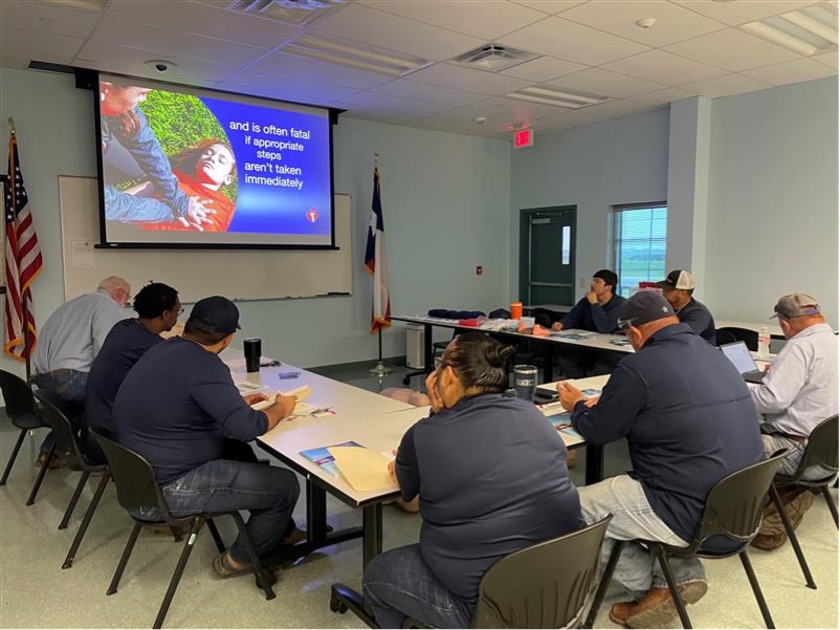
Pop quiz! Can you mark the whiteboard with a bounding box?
[59,175,352,303]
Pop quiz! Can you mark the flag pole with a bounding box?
[368,152,391,377]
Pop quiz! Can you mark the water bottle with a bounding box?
[758,326,771,358]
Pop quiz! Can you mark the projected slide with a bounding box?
[97,73,334,248]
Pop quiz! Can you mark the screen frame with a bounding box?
[92,70,341,251]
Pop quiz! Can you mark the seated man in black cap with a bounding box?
[557,291,764,628]
[656,269,716,344]
[113,295,302,580]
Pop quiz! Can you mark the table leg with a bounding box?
[585,444,604,485]
[423,323,433,374]
[362,503,383,568]
[306,477,328,543]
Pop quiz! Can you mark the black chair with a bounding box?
[33,391,110,569]
[91,428,276,629]
[768,414,839,589]
[715,329,738,347]
[399,516,612,629]
[719,327,759,351]
[0,369,50,505]
[584,451,789,629]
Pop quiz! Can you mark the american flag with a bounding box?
[364,167,391,333]
[4,130,43,361]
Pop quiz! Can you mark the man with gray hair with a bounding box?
[749,292,838,550]
[32,276,131,466]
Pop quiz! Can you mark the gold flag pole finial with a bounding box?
[8,117,16,135]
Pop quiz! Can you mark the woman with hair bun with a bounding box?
[363,332,583,629]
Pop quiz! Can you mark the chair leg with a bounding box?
[0,429,27,486]
[153,518,205,630]
[207,518,226,553]
[583,540,624,628]
[651,545,692,629]
[738,550,775,629]
[108,522,143,595]
[62,473,109,569]
[26,443,54,506]
[770,484,816,589]
[231,511,276,601]
[821,485,839,528]
[59,471,90,530]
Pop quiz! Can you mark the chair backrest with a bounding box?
[718,327,759,352]
[791,414,839,479]
[90,427,171,519]
[0,369,38,420]
[715,329,738,347]
[472,515,612,629]
[33,390,88,469]
[689,451,788,551]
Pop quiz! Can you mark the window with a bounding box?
[612,203,667,297]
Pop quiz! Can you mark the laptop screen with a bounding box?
[720,341,759,374]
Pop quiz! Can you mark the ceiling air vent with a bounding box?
[221,0,346,25]
[451,44,539,72]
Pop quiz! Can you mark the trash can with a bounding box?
[406,323,425,369]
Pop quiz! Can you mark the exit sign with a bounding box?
[513,128,534,149]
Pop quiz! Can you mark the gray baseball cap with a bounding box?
[772,293,821,319]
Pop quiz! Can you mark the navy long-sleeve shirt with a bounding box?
[570,323,764,543]
[396,393,583,611]
[560,294,626,333]
[113,337,268,485]
[677,297,716,345]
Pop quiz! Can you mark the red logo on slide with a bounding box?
[306,208,318,223]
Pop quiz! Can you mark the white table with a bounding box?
[716,320,784,339]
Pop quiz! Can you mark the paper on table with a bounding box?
[237,381,267,394]
[251,394,314,415]
[280,385,312,402]
[328,446,396,492]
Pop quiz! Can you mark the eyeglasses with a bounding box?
[177,307,185,315]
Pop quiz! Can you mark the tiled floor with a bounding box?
[0,363,837,628]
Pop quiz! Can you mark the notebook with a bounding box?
[720,341,766,384]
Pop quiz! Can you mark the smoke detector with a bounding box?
[451,44,539,72]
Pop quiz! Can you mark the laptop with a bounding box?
[720,341,766,384]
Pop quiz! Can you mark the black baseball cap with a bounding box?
[616,291,676,330]
[188,296,240,334]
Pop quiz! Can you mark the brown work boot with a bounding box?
[609,600,640,625]
[752,489,814,551]
[613,581,708,629]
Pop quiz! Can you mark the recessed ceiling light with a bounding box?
[636,18,657,29]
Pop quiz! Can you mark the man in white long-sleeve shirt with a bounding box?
[32,276,130,464]
[749,292,838,550]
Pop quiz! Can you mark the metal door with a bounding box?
[519,207,576,306]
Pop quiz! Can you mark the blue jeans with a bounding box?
[33,370,88,453]
[363,544,473,629]
[578,475,706,600]
[160,459,300,564]
[760,427,828,481]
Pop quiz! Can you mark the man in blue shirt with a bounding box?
[656,269,716,344]
[113,296,301,580]
[557,291,764,628]
[550,269,626,378]
[83,282,180,462]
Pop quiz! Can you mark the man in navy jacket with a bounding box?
[558,291,764,628]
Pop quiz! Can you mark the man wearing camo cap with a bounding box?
[750,292,838,551]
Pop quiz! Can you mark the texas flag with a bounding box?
[364,167,391,332]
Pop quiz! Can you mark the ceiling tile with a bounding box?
[248,52,394,90]
[500,16,651,66]
[74,40,241,84]
[0,1,101,39]
[216,70,359,104]
[102,0,302,49]
[574,98,651,119]
[561,0,726,47]
[673,0,822,26]
[90,18,271,67]
[813,50,838,69]
[741,58,836,84]
[663,28,800,72]
[603,49,729,84]
[311,3,484,61]
[343,109,423,126]
[679,73,772,98]
[335,91,454,118]
[627,86,696,106]
[358,1,548,41]
[548,67,667,98]
[499,55,587,81]
[1,28,84,69]
[371,79,487,107]
[510,1,589,15]
[458,95,577,122]
[408,63,533,95]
